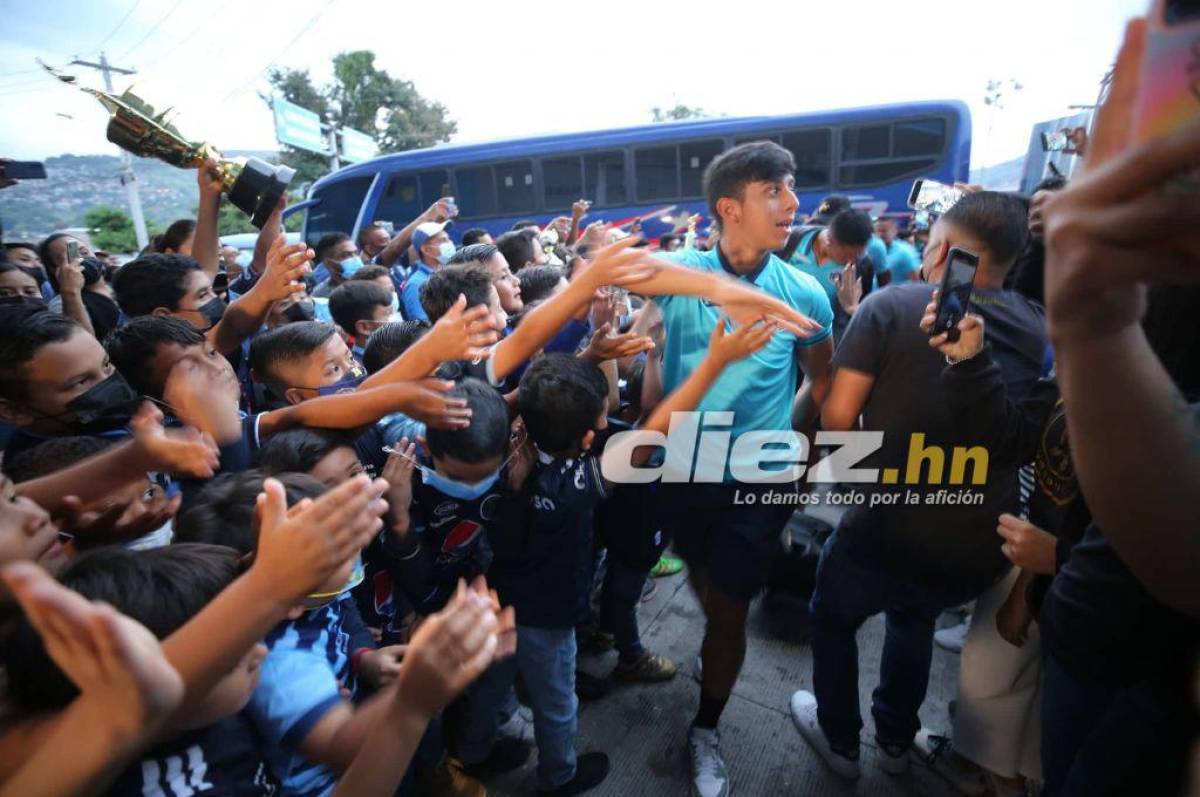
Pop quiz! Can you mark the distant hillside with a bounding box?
[0,150,279,241]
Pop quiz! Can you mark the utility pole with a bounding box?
[70,52,149,250]
[325,114,341,172]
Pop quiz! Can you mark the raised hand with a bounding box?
[381,439,417,540]
[920,291,985,362]
[129,401,220,479]
[198,157,224,200]
[711,277,824,338]
[830,261,862,314]
[252,475,388,602]
[358,644,407,689]
[1,562,184,739]
[423,294,499,362]
[395,380,472,430]
[996,513,1058,575]
[55,492,181,549]
[581,323,655,364]
[706,317,776,368]
[576,238,659,291]
[259,234,312,302]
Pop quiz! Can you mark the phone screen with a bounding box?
[1042,131,1070,151]
[910,179,964,215]
[933,249,979,338]
[1,161,47,180]
[66,240,80,262]
[1165,0,1200,25]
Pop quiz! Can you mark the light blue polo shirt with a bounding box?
[400,262,434,322]
[655,247,833,481]
[884,239,922,282]
[865,236,888,276]
[787,229,843,305]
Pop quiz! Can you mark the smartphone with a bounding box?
[1041,130,1071,151]
[931,247,980,342]
[1133,0,1200,191]
[0,161,47,180]
[66,240,80,262]
[444,196,459,218]
[213,272,229,293]
[908,178,964,215]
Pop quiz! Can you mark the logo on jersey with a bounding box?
[441,520,483,554]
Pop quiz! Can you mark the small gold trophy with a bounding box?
[43,61,294,228]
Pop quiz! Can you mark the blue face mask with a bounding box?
[316,371,365,396]
[436,242,456,265]
[339,255,364,278]
[420,466,500,501]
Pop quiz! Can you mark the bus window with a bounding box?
[584,151,626,206]
[418,170,450,208]
[892,119,946,157]
[305,175,375,247]
[842,125,890,160]
[375,174,421,226]
[543,155,583,211]
[736,134,781,146]
[782,129,831,189]
[679,139,723,197]
[839,160,937,186]
[635,145,678,201]
[495,160,536,213]
[455,165,497,217]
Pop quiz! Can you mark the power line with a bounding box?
[218,0,338,104]
[95,0,144,51]
[136,0,238,72]
[118,0,187,59]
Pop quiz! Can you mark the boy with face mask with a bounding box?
[399,221,455,322]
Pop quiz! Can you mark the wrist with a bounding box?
[240,567,302,616]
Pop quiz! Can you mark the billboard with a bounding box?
[272,97,328,156]
[340,127,378,164]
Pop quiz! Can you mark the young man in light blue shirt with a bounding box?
[874,217,922,285]
[653,141,835,797]
[399,220,454,321]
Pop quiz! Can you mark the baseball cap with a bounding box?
[411,220,453,255]
[810,195,853,226]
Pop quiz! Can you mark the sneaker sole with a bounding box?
[788,692,861,780]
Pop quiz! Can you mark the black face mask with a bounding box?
[283,300,316,324]
[59,372,140,432]
[196,296,227,328]
[80,257,107,286]
[18,266,47,285]
[0,295,49,313]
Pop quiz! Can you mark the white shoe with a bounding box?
[912,729,986,796]
[934,616,971,653]
[692,655,703,684]
[788,690,861,779]
[687,726,730,797]
[877,739,910,775]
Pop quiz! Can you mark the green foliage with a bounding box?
[651,104,710,122]
[82,206,161,253]
[266,52,456,185]
[216,198,257,236]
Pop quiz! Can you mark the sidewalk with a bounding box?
[482,510,964,795]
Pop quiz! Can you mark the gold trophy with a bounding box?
[43,61,294,228]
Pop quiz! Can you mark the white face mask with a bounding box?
[127,519,173,550]
[389,291,400,315]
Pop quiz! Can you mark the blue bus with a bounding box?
[297,100,971,248]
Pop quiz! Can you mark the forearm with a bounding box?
[193,194,221,278]
[599,357,619,415]
[330,704,429,796]
[1055,326,1200,616]
[493,279,597,378]
[361,340,440,389]
[59,290,95,338]
[264,385,418,434]
[17,440,147,512]
[0,701,143,797]
[209,288,272,355]
[379,216,426,268]
[642,358,723,437]
[321,689,396,771]
[162,572,292,715]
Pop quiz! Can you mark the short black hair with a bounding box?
[1,543,242,714]
[511,220,539,231]
[329,282,392,337]
[425,378,509,464]
[3,242,38,258]
[420,263,494,322]
[496,229,539,270]
[111,253,202,317]
[810,194,852,225]
[257,427,357,475]
[940,191,1030,270]
[362,320,430,374]
[1033,176,1068,194]
[5,435,116,482]
[156,219,197,253]
[248,321,338,386]
[347,265,391,283]
[173,469,327,553]
[315,232,351,262]
[449,243,500,268]
[702,141,795,229]
[461,228,491,246]
[517,265,565,305]
[104,316,206,399]
[518,353,608,454]
[829,209,873,248]
[36,233,70,291]
[0,312,80,402]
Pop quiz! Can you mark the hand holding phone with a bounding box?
[66,240,81,263]
[1132,0,1200,192]
[929,247,980,342]
[908,179,965,215]
[1041,130,1071,151]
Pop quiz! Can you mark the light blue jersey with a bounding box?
[655,247,833,481]
[884,239,922,282]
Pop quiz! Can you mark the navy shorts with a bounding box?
[658,483,795,602]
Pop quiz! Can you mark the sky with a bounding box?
[0,0,1147,168]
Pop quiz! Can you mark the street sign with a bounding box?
[272,97,328,156]
[340,126,378,163]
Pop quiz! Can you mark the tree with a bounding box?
[652,104,709,122]
[266,52,456,184]
[84,206,146,253]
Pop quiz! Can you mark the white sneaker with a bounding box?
[876,739,910,775]
[912,729,986,796]
[687,726,730,797]
[692,655,703,684]
[788,690,861,779]
[934,616,971,653]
